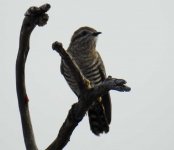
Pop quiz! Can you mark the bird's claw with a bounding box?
[105,76,131,92]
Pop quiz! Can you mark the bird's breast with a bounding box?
[62,51,103,96]
[75,54,102,85]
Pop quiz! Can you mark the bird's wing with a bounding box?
[60,59,79,96]
[97,52,112,124]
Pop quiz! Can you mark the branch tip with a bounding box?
[52,41,63,52]
[39,3,51,12]
[25,3,51,16]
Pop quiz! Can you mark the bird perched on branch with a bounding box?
[60,26,111,135]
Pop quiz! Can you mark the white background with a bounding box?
[1,0,174,149]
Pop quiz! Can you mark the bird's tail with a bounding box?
[88,98,109,135]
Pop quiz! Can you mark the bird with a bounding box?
[60,26,111,135]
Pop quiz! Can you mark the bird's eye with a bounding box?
[81,31,87,36]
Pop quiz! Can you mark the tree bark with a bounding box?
[16,4,50,150]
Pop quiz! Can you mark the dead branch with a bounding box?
[16,4,50,150]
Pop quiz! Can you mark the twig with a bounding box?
[16,4,50,150]
[46,42,131,150]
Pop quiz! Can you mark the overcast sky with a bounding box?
[1,0,174,149]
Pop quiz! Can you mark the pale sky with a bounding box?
[1,0,174,149]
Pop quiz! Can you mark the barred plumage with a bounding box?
[60,26,111,135]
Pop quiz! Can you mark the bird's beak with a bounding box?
[92,32,102,36]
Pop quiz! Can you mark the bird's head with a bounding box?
[69,26,101,53]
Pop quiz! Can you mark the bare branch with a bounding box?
[46,42,131,150]
[16,4,50,150]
